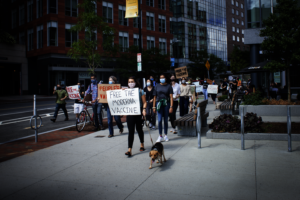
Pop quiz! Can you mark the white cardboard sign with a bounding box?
[66,85,80,99]
[207,85,218,94]
[196,85,203,93]
[106,88,141,115]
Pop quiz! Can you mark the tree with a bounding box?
[260,0,300,102]
[67,0,115,74]
[229,46,250,74]
[0,29,16,45]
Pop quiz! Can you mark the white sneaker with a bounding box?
[164,135,169,142]
[156,135,163,142]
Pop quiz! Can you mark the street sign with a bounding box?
[137,63,142,71]
[205,60,210,70]
[137,53,142,62]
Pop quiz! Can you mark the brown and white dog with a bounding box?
[149,142,166,169]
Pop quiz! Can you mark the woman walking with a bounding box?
[179,77,191,116]
[170,75,180,133]
[144,79,156,130]
[125,77,147,157]
[153,74,173,142]
[202,78,209,100]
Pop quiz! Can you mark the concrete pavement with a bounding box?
[0,98,300,200]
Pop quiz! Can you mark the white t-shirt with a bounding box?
[172,83,181,101]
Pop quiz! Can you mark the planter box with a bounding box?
[239,105,300,116]
[206,130,300,141]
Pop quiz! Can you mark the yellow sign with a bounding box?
[125,0,138,18]
[205,60,210,70]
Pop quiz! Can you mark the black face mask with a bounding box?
[57,87,61,90]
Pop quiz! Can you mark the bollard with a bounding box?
[30,95,42,142]
[287,106,292,152]
[197,107,202,148]
[241,107,245,150]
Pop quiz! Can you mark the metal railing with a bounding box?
[29,95,42,142]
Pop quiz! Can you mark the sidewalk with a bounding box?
[0,95,55,104]
[0,98,299,200]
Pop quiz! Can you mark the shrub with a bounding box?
[209,114,240,132]
[244,112,263,133]
[218,95,228,101]
[242,92,265,105]
[261,99,300,105]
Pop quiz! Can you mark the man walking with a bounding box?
[50,84,69,122]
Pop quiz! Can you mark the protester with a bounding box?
[179,77,191,116]
[187,78,196,112]
[125,76,147,157]
[153,74,173,142]
[237,78,242,87]
[170,75,180,133]
[74,82,85,122]
[144,79,156,130]
[202,78,209,100]
[247,78,251,87]
[150,75,156,86]
[211,80,217,104]
[85,74,103,131]
[50,84,69,122]
[232,77,238,93]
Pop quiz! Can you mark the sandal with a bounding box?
[125,151,132,157]
[140,147,146,151]
[119,128,123,134]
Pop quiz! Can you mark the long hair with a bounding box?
[128,76,142,89]
[109,76,117,83]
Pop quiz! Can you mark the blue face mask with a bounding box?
[233,79,235,81]
[109,81,113,84]
[204,81,207,83]
[91,79,97,84]
[150,78,154,81]
[160,79,165,83]
[212,82,215,85]
[147,82,151,86]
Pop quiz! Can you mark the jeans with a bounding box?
[146,102,156,126]
[156,102,170,135]
[179,97,189,116]
[203,89,208,100]
[53,103,68,119]
[127,115,144,148]
[106,106,123,136]
[96,103,104,127]
[92,103,102,128]
[170,101,178,128]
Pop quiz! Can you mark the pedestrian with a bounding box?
[202,78,209,100]
[232,77,238,94]
[74,82,85,122]
[153,74,173,142]
[125,76,147,157]
[103,76,124,137]
[144,79,156,130]
[150,75,156,86]
[170,75,180,133]
[179,77,191,116]
[222,78,228,95]
[50,84,69,122]
[187,77,196,112]
[211,80,217,104]
[237,78,242,87]
[85,74,104,131]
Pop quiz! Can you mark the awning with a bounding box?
[237,61,270,74]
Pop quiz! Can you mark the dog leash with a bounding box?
[145,120,154,145]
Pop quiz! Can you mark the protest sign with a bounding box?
[175,66,188,79]
[207,85,218,94]
[192,82,199,86]
[98,84,121,103]
[66,85,80,99]
[106,88,141,115]
[196,85,203,93]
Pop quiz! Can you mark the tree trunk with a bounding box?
[287,67,291,103]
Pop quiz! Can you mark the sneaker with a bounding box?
[156,135,163,142]
[151,126,156,130]
[149,123,152,128]
[164,135,169,142]
[173,128,178,134]
[170,128,174,132]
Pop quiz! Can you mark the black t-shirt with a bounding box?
[153,83,173,102]
[143,87,154,102]
[232,81,238,90]
[75,88,85,104]
[203,83,208,89]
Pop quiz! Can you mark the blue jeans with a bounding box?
[203,89,208,100]
[96,103,104,127]
[179,97,189,116]
[92,103,103,128]
[156,102,170,135]
[106,105,123,136]
[53,103,68,118]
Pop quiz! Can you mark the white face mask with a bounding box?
[128,83,136,88]
[182,80,186,84]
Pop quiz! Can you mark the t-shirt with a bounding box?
[153,83,173,102]
[54,89,68,104]
[203,83,208,89]
[232,81,238,90]
[139,89,145,107]
[75,88,85,104]
[143,87,154,102]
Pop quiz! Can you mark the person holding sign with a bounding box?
[153,74,173,142]
[125,77,147,157]
[202,78,209,100]
[211,80,217,104]
[179,77,192,116]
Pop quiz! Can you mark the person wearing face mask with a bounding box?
[150,75,156,86]
[179,77,192,116]
[144,79,156,130]
[153,74,173,142]
[124,76,147,157]
[187,77,197,112]
[202,78,209,100]
[74,82,85,122]
[211,80,218,104]
[170,75,180,133]
[50,84,69,122]
[231,77,238,99]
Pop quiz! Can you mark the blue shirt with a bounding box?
[86,82,100,105]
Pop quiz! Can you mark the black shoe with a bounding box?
[93,127,99,131]
[64,118,69,121]
[50,118,56,122]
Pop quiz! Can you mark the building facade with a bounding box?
[170,0,227,68]
[6,0,173,95]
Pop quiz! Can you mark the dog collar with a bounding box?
[153,148,158,151]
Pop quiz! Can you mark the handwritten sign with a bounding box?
[175,66,188,79]
[98,84,121,103]
[207,85,218,94]
[196,85,203,93]
[106,88,141,115]
[66,85,80,99]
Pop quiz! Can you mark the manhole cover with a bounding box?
[95,135,105,138]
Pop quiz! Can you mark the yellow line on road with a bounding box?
[24,125,44,129]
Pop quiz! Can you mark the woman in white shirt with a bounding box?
[169,75,180,133]
[179,77,192,116]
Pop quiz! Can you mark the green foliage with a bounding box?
[218,95,228,101]
[229,46,250,74]
[209,114,241,132]
[242,92,265,105]
[0,30,16,45]
[67,0,115,74]
[244,112,263,133]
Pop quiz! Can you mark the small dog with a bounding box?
[149,142,166,169]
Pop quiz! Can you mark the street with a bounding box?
[0,100,104,144]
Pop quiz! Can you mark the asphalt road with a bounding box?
[0,100,106,144]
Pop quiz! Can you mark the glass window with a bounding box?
[119,32,128,52]
[147,36,155,49]
[231,0,234,5]
[232,35,235,41]
[47,21,58,46]
[237,28,240,33]
[232,18,235,23]
[146,12,154,31]
[27,29,33,51]
[158,15,166,33]
[242,21,244,26]
[241,3,244,9]
[103,1,113,23]
[146,0,154,7]
[236,19,239,24]
[158,0,165,10]
[12,10,17,29]
[242,38,244,43]
[236,1,238,7]
[19,32,25,44]
[65,24,77,47]
[247,0,260,28]
[19,5,24,26]
[48,0,57,14]
[232,9,234,14]
[133,34,142,48]
[37,25,43,49]
[27,0,33,22]
[159,38,166,54]
[119,5,128,26]
[232,27,235,32]
[187,0,193,19]
[133,11,142,28]
[242,29,244,34]
[65,0,77,17]
[236,10,239,15]
[241,12,244,17]
[37,0,43,18]
[237,36,240,42]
